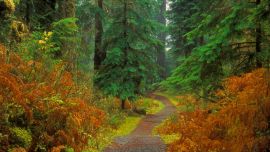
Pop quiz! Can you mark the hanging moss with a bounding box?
[0,0,15,43]
[4,0,15,13]
[11,20,29,41]
[0,0,15,16]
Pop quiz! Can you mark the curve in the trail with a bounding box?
[104,94,177,152]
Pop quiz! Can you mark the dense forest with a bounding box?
[0,0,269,152]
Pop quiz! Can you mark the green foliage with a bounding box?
[51,17,79,50]
[19,18,78,64]
[164,0,270,97]
[95,0,160,102]
[108,113,125,128]
[10,127,32,149]
[65,147,75,152]
[85,115,141,152]
[137,98,165,114]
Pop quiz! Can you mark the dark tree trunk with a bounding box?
[121,99,125,110]
[94,0,104,70]
[256,0,262,68]
[25,0,31,25]
[157,0,167,78]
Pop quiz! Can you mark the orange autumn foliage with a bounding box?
[0,44,105,152]
[158,68,270,152]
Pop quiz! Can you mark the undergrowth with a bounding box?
[0,43,105,152]
[157,68,270,152]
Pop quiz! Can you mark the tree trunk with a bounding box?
[57,0,75,18]
[94,0,104,70]
[121,99,125,110]
[256,0,262,68]
[157,0,167,78]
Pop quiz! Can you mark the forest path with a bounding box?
[104,94,177,152]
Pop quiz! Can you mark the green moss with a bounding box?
[10,127,32,148]
[159,133,181,144]
[89,116,141,152]
[113,116,141,137]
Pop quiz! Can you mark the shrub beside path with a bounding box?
[104,94,177,152]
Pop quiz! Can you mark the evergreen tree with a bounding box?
[94,0,105,70]
[156,0,167,78]
[95,0,160,109]
[167,0,200,58]
[164,0,270,98]
[76,0,96,72]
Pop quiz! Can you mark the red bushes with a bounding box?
[0,44,105,151]
[158,69,270,152]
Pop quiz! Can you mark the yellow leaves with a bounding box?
[37,31,54,52]
[43,31,53,37]
[47,31,53,37]
[38,40,46,45]
[4,0,15,13]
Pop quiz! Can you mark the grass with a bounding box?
[86,116,142,152]
[85,96,165,152]
[155,92,203,112]
[159,133,181,144]
[142,98,165,114]
[113,116,142,137]
[155,92,181,107]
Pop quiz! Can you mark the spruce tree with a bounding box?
[95,0,160,109]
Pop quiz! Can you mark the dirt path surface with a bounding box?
[104,94,177,152]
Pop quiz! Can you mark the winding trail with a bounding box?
[104,94,177,152]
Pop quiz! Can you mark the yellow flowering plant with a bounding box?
[37,31,59,54]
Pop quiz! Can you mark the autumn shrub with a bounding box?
[157,68,270,152]
[0,44,105,152]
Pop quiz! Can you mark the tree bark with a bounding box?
[121,99,125,110]
[94,0,104,70]
[57,0,76,18]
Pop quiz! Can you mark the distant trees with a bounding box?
[157,0,167,78]
[164,0,270,98]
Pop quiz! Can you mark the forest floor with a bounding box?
[104,94,176,152]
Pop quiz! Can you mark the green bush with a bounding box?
[108,113,126,129]
[10,127,32,149]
